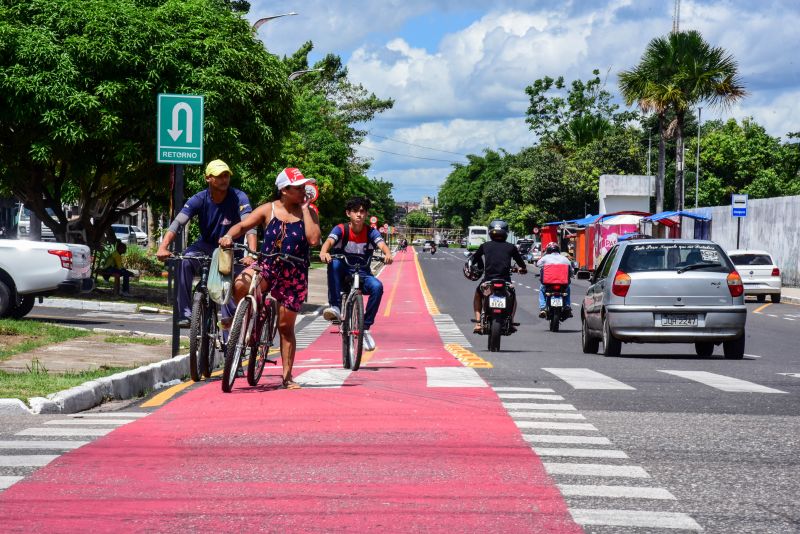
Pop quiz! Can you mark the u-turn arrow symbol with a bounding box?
[168,102,193,142]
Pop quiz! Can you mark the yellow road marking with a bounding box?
[413,248,440,315]
[753,303,771,314]
[141,380,194,407]
[383,261,403,317]
[444,343,492,368]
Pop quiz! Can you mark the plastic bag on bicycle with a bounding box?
[208,248,232,305]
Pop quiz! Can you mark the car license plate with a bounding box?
[551,296,563,307]
[489,296,506,309]
[661,314,698,327]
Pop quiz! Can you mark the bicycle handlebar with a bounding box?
[229,243,306,266]
[329,254,385,267]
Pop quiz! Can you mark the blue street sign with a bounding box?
[157,94,204,164]
[731,193,748,217]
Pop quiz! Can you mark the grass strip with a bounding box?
[0,364,133,401]
[0,319,90,363]
[103,335,165,346]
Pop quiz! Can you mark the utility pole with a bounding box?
[695,107,702,209]
[672,0,681,33]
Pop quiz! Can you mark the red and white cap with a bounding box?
[275,168,315,189]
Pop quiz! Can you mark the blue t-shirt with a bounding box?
[327,224,384,268]
[180,188,252,248]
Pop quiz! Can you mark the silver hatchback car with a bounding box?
[581,239,747,358]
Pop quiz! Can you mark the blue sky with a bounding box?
[248,1,800,202]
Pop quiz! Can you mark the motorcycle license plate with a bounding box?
[550,296,563,307]
[489,296,507,309]
[661,314,698,327]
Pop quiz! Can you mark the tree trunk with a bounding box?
[657,115,666,214]
[674,114,685,211]
[147,204,157,252]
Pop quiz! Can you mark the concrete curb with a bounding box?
[25,354,190,415]
[40,298,138,313]
[781,294,800,305]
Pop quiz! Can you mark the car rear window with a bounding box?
[729,253,772,266]
[471,229,487,235]
[619,243,733,273]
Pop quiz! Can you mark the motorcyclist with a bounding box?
[470,220,527,333]
[536,242,573,318]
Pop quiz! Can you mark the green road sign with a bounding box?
[157,94,204,164]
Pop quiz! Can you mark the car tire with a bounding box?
[756,294,766,303]
[581,315,599,354]
[9,294,35,319]
[771,293,781,304]
[601,314,621,357]
[723,334,745,360]
[694,342,714,358]
[0,280,12,318]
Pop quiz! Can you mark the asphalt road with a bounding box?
[420,246,800,533]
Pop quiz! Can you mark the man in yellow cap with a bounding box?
[157,159,257,329]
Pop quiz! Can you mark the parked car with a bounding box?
[581,238,747,359]
[412,238,425,246]
[527,249,543,264]
[112,224,147,246]
[0,239,91,318]
[15,204,56,241]
[423,240,435,252]
[460,237,467,247]
[517,239,534,256]
[727,249,781,303]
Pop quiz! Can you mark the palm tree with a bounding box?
[620,30,745,211]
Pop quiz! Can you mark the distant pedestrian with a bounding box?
[100,241,135,297]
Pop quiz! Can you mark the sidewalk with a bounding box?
[0,267,330,414]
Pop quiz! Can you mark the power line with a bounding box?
[359,145,465,164]
[367,133,471,157]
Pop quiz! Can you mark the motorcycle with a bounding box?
[540,263,572,332]
[476,268,521,352]
[430,243,437,255]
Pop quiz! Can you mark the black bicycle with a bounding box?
[330,254,383,371]
[171,254,223,382]
[221,245,306,392]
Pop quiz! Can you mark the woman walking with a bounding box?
[219,168,321,389]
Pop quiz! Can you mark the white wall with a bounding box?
[599,175,655,214]
[684,195,800,286]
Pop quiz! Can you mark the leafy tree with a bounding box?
[619,30,745,211]
[0,0,293,249]
[694,118,800,205]
[525,69,637,150]
[404,210,432,229]
[438,150,507,227]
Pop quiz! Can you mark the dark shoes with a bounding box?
[538,309,546,318]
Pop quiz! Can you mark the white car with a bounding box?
[727,249,782,303]
[112,224,147,246]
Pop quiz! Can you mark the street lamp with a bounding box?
[695,107,702,209]
[288,68,324,81]
[252,12,297,31]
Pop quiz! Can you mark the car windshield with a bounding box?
[131,226,143,233]
[619,243,733,273]
[729,253,772,266]
[112,225,126,232]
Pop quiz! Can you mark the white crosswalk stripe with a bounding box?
[494,387,555,393]
[544,463,650,478]
[431,314,472,347]
[502,402,577,411]
[295,316,332,349]
[659,370,787,393]
[570,509,702,530]
[16,427,114,437]
[508,412,586,420]
[67,412,148,418]
[0,476,23,490]
[543,368,636,390]
[295,368,352,388]
[0,441,88,450]
[44,419,135,426]
[534,447,628,458]
[0,455,58,467]
[523,435,612,445]
[515,421,598,431]
[559,484,676,500]
[497,393,565,400]
[426,367,487,388]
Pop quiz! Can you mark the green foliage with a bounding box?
[0,0,293,250]
[121,244,164,276]
[438,150,508,227]
[0,319,90,362]
[695,118,800,205]
[525,69,637,149]
[405,210,432,228]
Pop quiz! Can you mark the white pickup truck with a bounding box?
[0,239,91,318]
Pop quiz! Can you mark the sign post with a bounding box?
[158,94,204,356]
[731,193,748,249]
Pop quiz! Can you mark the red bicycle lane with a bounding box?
[0,250,581,533]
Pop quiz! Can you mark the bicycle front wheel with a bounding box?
[348,292,365,371]
[189,292,205,382]
[222,299,253,393]
[201,303,218,378]
[247,299,277,386]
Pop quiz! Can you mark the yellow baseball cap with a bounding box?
[205,159,232,177]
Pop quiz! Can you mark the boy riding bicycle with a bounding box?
[319,197,393,351]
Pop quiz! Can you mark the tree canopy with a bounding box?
[0,0,293,248]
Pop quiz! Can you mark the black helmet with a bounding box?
[488,220,509,241]
[545,242,561,254]
[463,255,483,281]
